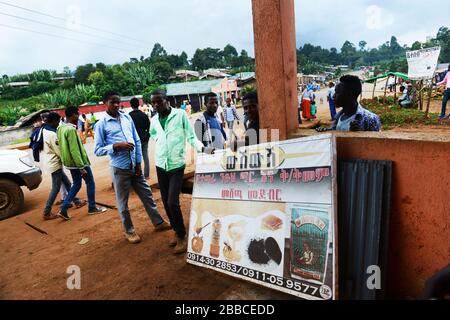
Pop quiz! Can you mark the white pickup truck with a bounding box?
[0,149,42,220]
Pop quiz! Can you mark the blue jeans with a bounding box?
[44,169,80,215]
[141,141,150,179]
[329,100,337,120]
[111,167,163,235]
[440,88,450,118]
[61,166,96,213]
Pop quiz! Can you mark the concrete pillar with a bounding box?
[251,0,299,140]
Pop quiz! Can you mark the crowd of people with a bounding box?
[35,89,260,254]
[33,74,386,255]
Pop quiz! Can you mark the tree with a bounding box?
[359,40,367,52]
[191,48,223,71]
[341,41,358,66]
[74,64,96,84]
[435,26,450,62]
[63,67,72,77]
[180,51,189,68]
[152,60,173,83]
[125,65,156,91]
[150,43,167,59]
[411,41,423,51]
[389,36,404,56]
[223,44,238,68]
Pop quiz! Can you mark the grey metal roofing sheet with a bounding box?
[166,79,223,96]
[338,159,392,300]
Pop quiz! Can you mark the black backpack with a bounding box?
[29,127,44,162]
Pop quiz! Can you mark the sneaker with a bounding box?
[88,207,107,215]
[169,234,178,247]
[43,213,59,221]
[154,220,172,232]
[173,237,187,254]
[126,232,141,244]
[58,211,71,221]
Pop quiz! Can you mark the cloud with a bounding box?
[0,0,449,75]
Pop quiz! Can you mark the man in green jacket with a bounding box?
[57,106,106,220]
[150,89,211,254]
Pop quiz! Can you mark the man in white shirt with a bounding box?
[42,112,85,220]
[437,65,450,119]
[215,102,225,128]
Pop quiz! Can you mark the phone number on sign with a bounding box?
[187,252,325,299]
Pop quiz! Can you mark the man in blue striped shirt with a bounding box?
[94,91,171,244]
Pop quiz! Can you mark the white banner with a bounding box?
[186,134,337,300]
[406,47,441,80]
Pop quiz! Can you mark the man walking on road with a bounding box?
[42,112,86,220]
[150,89,208,254]
[95,91,171,244]
[57,106,107,220]
[129,97,151,179]
[223,98,240,139]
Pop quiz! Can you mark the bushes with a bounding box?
[1,81,59,100]
[43,84,97,108]
[241,84,256,97]
[0,105,28,126]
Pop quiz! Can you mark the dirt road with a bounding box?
[0,128,249,300]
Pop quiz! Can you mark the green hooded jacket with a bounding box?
[57,123,91,169]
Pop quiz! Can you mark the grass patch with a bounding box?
[12,138,30,145]
[361,98,441,130]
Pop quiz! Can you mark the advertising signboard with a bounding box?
[187,134,337,300]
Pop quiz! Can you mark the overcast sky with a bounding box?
[0,0,449,76]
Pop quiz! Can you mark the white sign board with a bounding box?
[186,134,337,300]
[406,47,441,80]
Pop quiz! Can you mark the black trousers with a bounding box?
[156,166,186,239]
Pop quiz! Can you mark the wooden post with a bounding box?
[383,76,389,104]
[419,80,424,111]
[394,76,397,101]
[425,74,435,118]
[372,81,376,99]
[251,0,299,139]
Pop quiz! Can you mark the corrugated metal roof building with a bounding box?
[165,78,238,112]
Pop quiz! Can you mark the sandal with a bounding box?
[75,200,87,209]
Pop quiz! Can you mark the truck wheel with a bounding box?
[0,179,24,221]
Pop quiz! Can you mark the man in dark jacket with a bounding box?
[129,97,151,179]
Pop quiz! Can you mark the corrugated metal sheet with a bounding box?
[338,159,392,300]
[166,79,223,96]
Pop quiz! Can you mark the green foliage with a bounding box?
[241,84,256,97]
[74,64,96,84]
[191,47,254,71]
[142,84,167,103]
[0,105,27,126]
[43,84,97,108]
[124,65,156,91]
[1,81,59,100]
[0,94,48,125]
